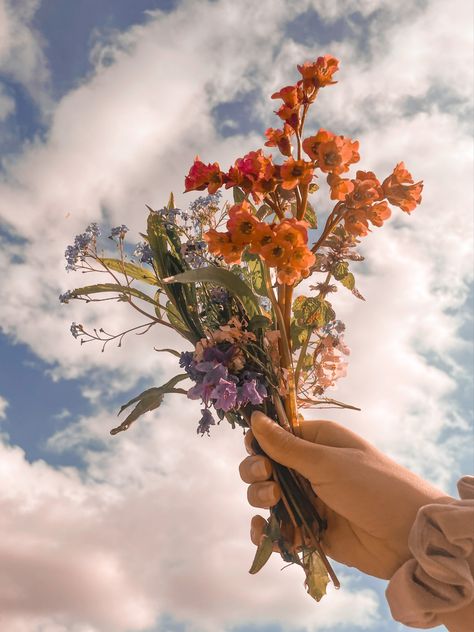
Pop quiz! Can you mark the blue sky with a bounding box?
[0,1,472,631]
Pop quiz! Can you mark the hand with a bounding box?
[239,411,452,579]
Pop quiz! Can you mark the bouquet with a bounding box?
[60,54,422,601]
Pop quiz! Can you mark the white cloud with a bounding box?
[0,395,8,419]
[0,0,472,630]
[0,0,51,118]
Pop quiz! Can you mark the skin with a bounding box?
[239,411,452,580]
[241,412,474,631]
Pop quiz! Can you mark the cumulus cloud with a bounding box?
[0,0,472,630]
[0,395,8,419]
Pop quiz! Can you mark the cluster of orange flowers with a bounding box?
[205,201,315,284]
[184,52,423,272]
[328,162,423,236]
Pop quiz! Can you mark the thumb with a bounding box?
[251,411,323,482]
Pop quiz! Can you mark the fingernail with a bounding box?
[250,460,268,478]
[257,483,275,504]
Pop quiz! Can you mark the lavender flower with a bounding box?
[209,287,230,304]
[238,379,266,406]
[197,408,215,436]
[210,378,237,412]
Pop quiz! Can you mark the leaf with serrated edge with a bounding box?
[304,550,330,602]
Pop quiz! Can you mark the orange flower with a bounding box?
[367,201,391,227]
[226,202,260,245]
[344,209,370,237]
[277,264,301,285]
[297,55,339,90]
[289,244,316,270]
[271,84,303,108]
[303,129,359,174]
[279,158,314,190]
[259,241,292,268]
[264,124,294,157]
[327,174,354,200]
[249,222,276,254]
[274,218,309,247]
[204,229,243,264]
[382,162,423,213]
[346,171,383,209]
[184,157,223,194]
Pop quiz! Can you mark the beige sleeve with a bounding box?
[385,476,474,631]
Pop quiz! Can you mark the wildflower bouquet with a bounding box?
[61,55,422,601]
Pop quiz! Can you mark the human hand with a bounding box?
[240,411,452,579]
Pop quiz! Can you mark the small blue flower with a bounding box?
[59,290,73,304]
[70,322,83,338]
[109,225,129,240]
[133,242,153,264]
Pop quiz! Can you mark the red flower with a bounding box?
[297,55,339,90]
[225,150,275,201]
[265,124,294,157]
[382,162,423,213]
[303,129,359,174]
[184,157,223,194]
[279,158,314,190]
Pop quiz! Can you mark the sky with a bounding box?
[0,0,473,631]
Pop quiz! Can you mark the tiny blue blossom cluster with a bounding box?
[179,342,268,436]
[64,223,100,271]
[133,242,153,264]
[109,225,129,240]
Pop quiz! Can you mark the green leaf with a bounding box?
[309,183,320,194]
[293,296,335,328]
[340,272,355,290]
[167,192,175,209]
[256,204,272,220]
[244,252,268,297]
[99,258,158,286]
[164,267,261,317]
[233,186,245,203]
[304,201,318,229]
[290,322,309,351]
[304,550,330,602]
[111,374,188,435]
[248,535,273,574]
[69,283,157,306]
[332,261,349,280]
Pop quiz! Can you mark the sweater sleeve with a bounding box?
[385,476,474,631]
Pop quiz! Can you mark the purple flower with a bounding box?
[197,408,215,436]
[59,290,73,304]
[238,379,266,406]
[211,378,237,412]
[187,364,228,405]
[133,242,153,264]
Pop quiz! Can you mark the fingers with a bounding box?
[299,419,371,451]
[247,480,281,508]
[239,455,272,483]
[250,411,325,481]
[250,515,267,546]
